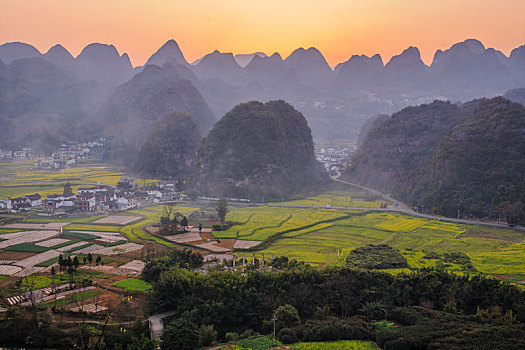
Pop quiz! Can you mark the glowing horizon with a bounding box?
[1,0,524,68]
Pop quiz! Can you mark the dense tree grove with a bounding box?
[148,260,525,349]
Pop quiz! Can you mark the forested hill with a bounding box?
[193,100,328,199]
[345,97,525,224]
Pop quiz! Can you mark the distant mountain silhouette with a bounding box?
[334,54,384,90]
[384,47,428,91]
[284,47,333,86]
[1,38,525,144]
[146,39,189,67]
[193,50,243,83]
[0,42,41,64]
[43,44,75,71]
[75,43,134,86]
[244,52,287,86]
[429,39,509,98]
[234,52,267,67]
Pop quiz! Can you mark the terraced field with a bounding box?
[271,191,385,208]
[215,207,352,241]
[230,210,525,281]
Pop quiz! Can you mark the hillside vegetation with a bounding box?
[346,97,525,224]
[193,100,328,199]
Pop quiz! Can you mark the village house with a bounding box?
[75,193,96,212]
[11,202,32,213]
[25,193,42,207]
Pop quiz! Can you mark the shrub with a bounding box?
[278,328,299,344]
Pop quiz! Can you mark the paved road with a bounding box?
[331,178,525,231]
[148,311,177,340]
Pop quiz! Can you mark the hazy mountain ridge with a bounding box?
[0,38,524,147]
[345,97,525,223]
[132,111,202,178]
[96,63,216,159]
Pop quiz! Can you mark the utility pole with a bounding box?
[272,314,277,341]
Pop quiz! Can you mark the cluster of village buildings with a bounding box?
[0,178,182,215]
[315,145,356,176]
[0,138,106,169]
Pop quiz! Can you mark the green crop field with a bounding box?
[38,290,102,309]
[215,206,352,241]
[111,278,152,292]
[0,162,137,199]
[233,209,525,281]
[271,191,385,209]
[290,340,379,350]
[60,231,100,240]
[0,275,10,282]
[5,243,50,253]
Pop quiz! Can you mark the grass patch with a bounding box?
[5,243,50,253]
[61,231,100,240]
[235,336,280,350]
[101,240,126,247]
[110,278,152,292]
[0,228,24,234]
[0,275,10,282]
[290,340,379,350]
[38,290,102,309]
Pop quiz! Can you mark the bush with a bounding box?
[225,332,239,342]
[160,318,199,350]
[199,324,217,347]
[274,304,301,332]
[278,328,299,344]
[299,317,376,342]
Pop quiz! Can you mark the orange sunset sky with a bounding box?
[1,0,524,67]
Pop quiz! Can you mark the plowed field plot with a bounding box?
[13,266,45,277]
[0,231,58,249]
[165,231,202,243]
[14,250,61,268]
[196,243,230,252]
[93,216,142,225]
[73,244,102,254]
[233,240,262,249]
[91,243,143,255]
[0,265,22,275]
[2,223,70,230]
[118,260,145,272]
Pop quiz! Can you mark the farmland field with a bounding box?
[0,162,129,198]
[233,210,525,280]
[290,340,379,350]
[111,278,152,292]
[271,191,385,208]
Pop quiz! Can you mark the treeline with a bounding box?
[148,257,525,349]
